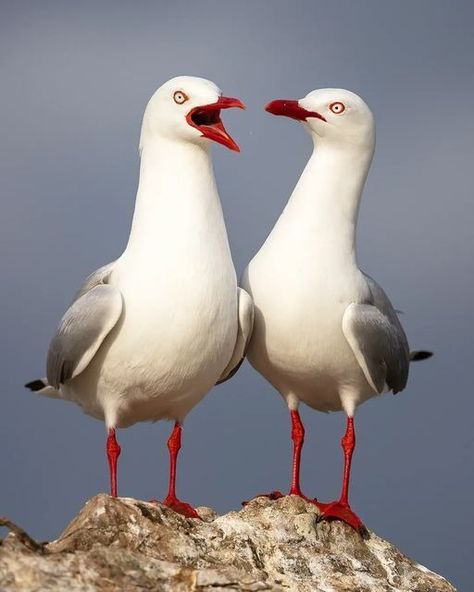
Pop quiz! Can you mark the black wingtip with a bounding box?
[410,351,433,362]
[215,358,244,386]
[25,379,46,392]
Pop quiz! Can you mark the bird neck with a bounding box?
[124,137,226,259]
[281,139,374,266]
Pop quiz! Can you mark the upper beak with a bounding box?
[216,96,246,111]
[265,99,326,122]
[187,96,246,152]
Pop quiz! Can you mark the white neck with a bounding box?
[277,137,374,268]
[123,136,229,261]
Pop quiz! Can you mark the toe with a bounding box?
[163,497,201,519]
[315,501,367,536]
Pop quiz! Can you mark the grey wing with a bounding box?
[342,274,410,394]
[217,288,254,385]
[46,269,123,388]
[363,273,404,326]
[72,261,117,302]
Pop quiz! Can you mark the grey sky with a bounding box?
[1,1,473,589]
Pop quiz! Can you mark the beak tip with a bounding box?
[264,100,282,116]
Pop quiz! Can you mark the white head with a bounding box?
[266,88,375,149]
[139,76,245,153]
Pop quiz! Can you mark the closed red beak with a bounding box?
[265,99,326,122]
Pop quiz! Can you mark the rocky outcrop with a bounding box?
[0,494,455,591]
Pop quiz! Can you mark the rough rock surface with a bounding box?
[0,494,455,591]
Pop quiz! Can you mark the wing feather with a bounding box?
[217,288,254,385]
[46,282,122,388]
[342,275,410,394]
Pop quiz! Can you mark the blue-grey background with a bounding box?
[1,1,472,589]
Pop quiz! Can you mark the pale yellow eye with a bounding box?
[329,101,345,114]
[173,91,188,105]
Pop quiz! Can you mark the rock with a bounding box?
[0,494,456,591]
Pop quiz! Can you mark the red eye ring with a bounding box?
[329,101,345,114]
[173,91,189,105]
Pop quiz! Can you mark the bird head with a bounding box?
[140,76,245,153]
[265,88,374,148]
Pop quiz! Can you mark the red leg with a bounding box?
[315,417,367,535]
[162,422,200,519]
[106,428,121,497]
[243,409,317,504]
[340,416,355,506]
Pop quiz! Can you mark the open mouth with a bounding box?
[191,109,221,127]
[186,96,245,152]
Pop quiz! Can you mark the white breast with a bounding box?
[244,247,370,412]
[63,138,238,428]
[242,143,376,413]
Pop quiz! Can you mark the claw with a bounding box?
[163,497,200,519]
[315,500,368,537]
[148,497,200,520]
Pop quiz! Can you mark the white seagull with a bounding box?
[242,88,430,533]
[26,76,254,518]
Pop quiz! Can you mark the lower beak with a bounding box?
[187,96,245,152]
[265,99,326,122]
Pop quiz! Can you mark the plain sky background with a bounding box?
[1,1,473,589]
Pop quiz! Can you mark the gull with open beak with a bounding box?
[242,88,431,534]
[26,76,253,518]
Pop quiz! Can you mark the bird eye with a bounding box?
[329,102,345,114]
[173,91,188,105]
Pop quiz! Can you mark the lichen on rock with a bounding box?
[0,494,456,591]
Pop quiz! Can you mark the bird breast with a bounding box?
[243,247,370,405]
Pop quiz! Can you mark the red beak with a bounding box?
[187,96,245,152]
[265,99,326,122]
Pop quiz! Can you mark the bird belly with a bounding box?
[244,266,374,413]
[67,279,237,427]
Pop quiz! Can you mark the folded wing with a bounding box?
[342,275,410,394]
[217,287,254,385]
[46,266,122,388]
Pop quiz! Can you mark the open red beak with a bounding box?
[187,96,245,152]
[265,99,326,122]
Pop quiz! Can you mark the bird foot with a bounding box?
[314,500,368,536]
[162,495,201,519]
[242,489,317,506]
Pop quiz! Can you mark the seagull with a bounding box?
[242,88,431,533]
[26,76,254,518]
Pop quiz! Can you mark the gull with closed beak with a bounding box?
[242,88,431,534]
